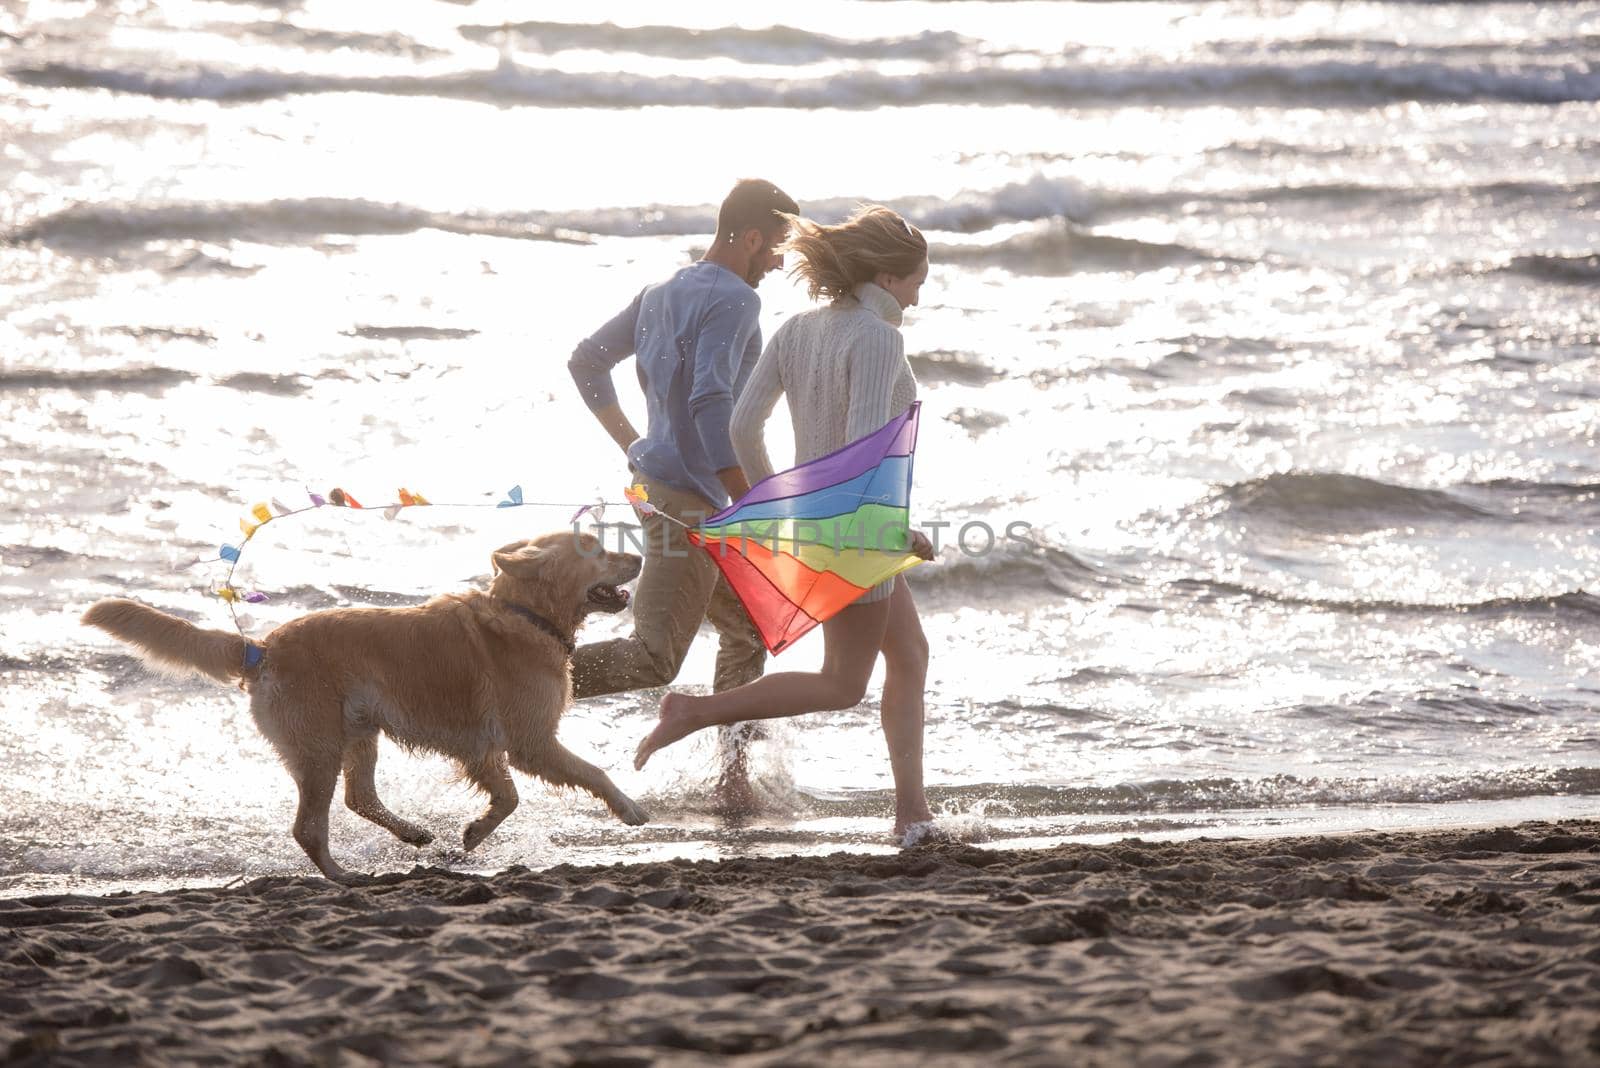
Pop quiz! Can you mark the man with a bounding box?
[568,178,799,813]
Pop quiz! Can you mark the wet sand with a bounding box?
[3,820,1598,1066]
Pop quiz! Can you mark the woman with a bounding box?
[633,205,937,838]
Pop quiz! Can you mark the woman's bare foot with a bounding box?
[634,691,703,770]
[893,803,935,839]
[898,820,951,847]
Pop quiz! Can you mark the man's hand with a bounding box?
[910,530,936,561]
[717,465,751,502]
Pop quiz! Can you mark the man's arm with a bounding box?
[592,404,641,457]
[688,289,760,501]
[568,292,644,457]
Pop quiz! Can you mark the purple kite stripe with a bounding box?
[710,402,920,521]
[713,456,912,527]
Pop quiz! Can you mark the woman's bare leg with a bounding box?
[878,577,933,834]
[634,596,891,770]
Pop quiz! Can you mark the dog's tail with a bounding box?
[82,598,255,685]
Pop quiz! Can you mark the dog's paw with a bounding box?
[462,820,498,853]
[618,802,650,826]
[398,827,435,848]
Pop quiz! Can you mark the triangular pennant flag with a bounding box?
[623,483,657,517]
[570,500,607,525]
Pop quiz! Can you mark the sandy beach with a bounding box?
[6,0,1600,993]
[2,819,1596,1066]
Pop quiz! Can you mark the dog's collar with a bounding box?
[503,602,576,657]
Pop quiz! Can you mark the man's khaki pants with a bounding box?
[571,473,765,699]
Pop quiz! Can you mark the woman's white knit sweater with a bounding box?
[730,281,918,484]
[729,282,918,606]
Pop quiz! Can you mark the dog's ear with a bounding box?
[491,545,547,578]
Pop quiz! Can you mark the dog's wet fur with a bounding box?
[82,531,645,883]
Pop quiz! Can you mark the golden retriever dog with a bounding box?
[82,530,645,884]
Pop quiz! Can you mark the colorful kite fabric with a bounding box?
[686,402,923,654]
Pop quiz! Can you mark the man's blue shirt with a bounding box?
[569,261,761,507]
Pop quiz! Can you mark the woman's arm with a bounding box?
[844,323,906,441]
[730,331,784,486]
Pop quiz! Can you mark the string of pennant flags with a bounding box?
[183,482,673,633]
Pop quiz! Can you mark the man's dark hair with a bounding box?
[715,179,799,243]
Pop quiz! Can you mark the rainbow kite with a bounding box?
[686,402,924,653]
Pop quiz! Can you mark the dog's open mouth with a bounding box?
[586,583,631,613]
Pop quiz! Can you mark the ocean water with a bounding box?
[2,0,1597,894]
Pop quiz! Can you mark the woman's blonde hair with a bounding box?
[782,205,927,303]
